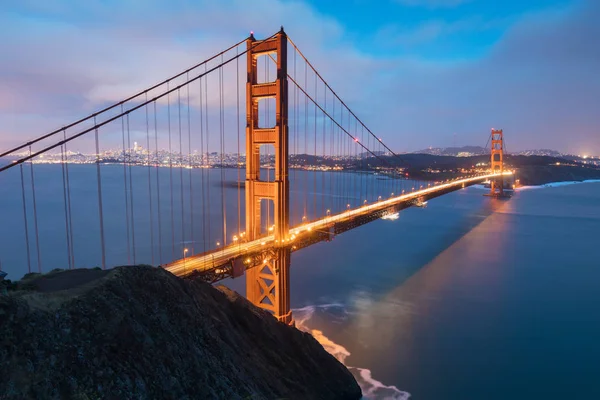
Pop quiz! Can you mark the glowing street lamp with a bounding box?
[183,248,189,272]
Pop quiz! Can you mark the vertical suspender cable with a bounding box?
[313,69,317,219]
[121,105,131,264]
[236,47,241,236]
[199,73,206,253]
[293,50,298,224]
[339,105,343,212]
[20,165,32,274]
[178,89,185,258]
[367,124,370,202]
[154,101,163,265]
[168,83,176,260]
[322,83,326,218]
[204,66,212,249]
[63,130,75,269]
[126,114,136,265]
[145,94,155,265]
[60,139,72,270]
[329,98,337,212]
[187,74,195,255]
[28,146,42,273]
[94,116,107,270]
[220,55,227,247]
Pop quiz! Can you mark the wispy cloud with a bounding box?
[394,0,474,9]
[0,0,598,154]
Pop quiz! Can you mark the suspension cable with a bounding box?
[287,75,392,166]
[287,36,406,166]
[1,33,279,174]
[0,38,248,158]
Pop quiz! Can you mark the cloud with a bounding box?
[394,0,474,9]
[376,15,502,47]
[0,0,598,155]
[374,0,600,154]
[0,0,361,150]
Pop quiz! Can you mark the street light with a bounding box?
[326,209,331,216]
[183,248,189,272]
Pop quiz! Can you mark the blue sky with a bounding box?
[1,0,598,155]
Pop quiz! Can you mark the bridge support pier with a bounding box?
[246,248,293,324]
[245,29,293,325]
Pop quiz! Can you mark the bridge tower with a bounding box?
[490,129,504,196]
[245,29,293,325]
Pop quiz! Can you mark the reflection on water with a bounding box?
[283,183,600,399]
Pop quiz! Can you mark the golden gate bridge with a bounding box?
[0,28,510,325]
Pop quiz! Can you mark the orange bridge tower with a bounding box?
[490,128,504,196]
[245,29,293,325]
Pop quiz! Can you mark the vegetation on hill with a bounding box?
[0,266,361,400]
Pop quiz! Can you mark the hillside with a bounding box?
[0,266,361,400]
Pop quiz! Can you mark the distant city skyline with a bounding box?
[1,0,598,155]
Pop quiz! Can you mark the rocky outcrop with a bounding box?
[0,266,361,400]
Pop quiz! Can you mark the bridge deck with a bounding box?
[163,173,510,282]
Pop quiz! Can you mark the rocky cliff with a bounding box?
[0,266,361,400]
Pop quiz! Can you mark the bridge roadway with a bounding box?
[163,172,510,282]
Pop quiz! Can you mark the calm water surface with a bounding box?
[1,163,599,399]
[227,181,600,399]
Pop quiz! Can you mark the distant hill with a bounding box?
[413,146,488,156]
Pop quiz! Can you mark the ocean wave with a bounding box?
[293,303,411,400]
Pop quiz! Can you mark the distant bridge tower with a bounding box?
[245,29,293,325]
[490,129,504,196]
